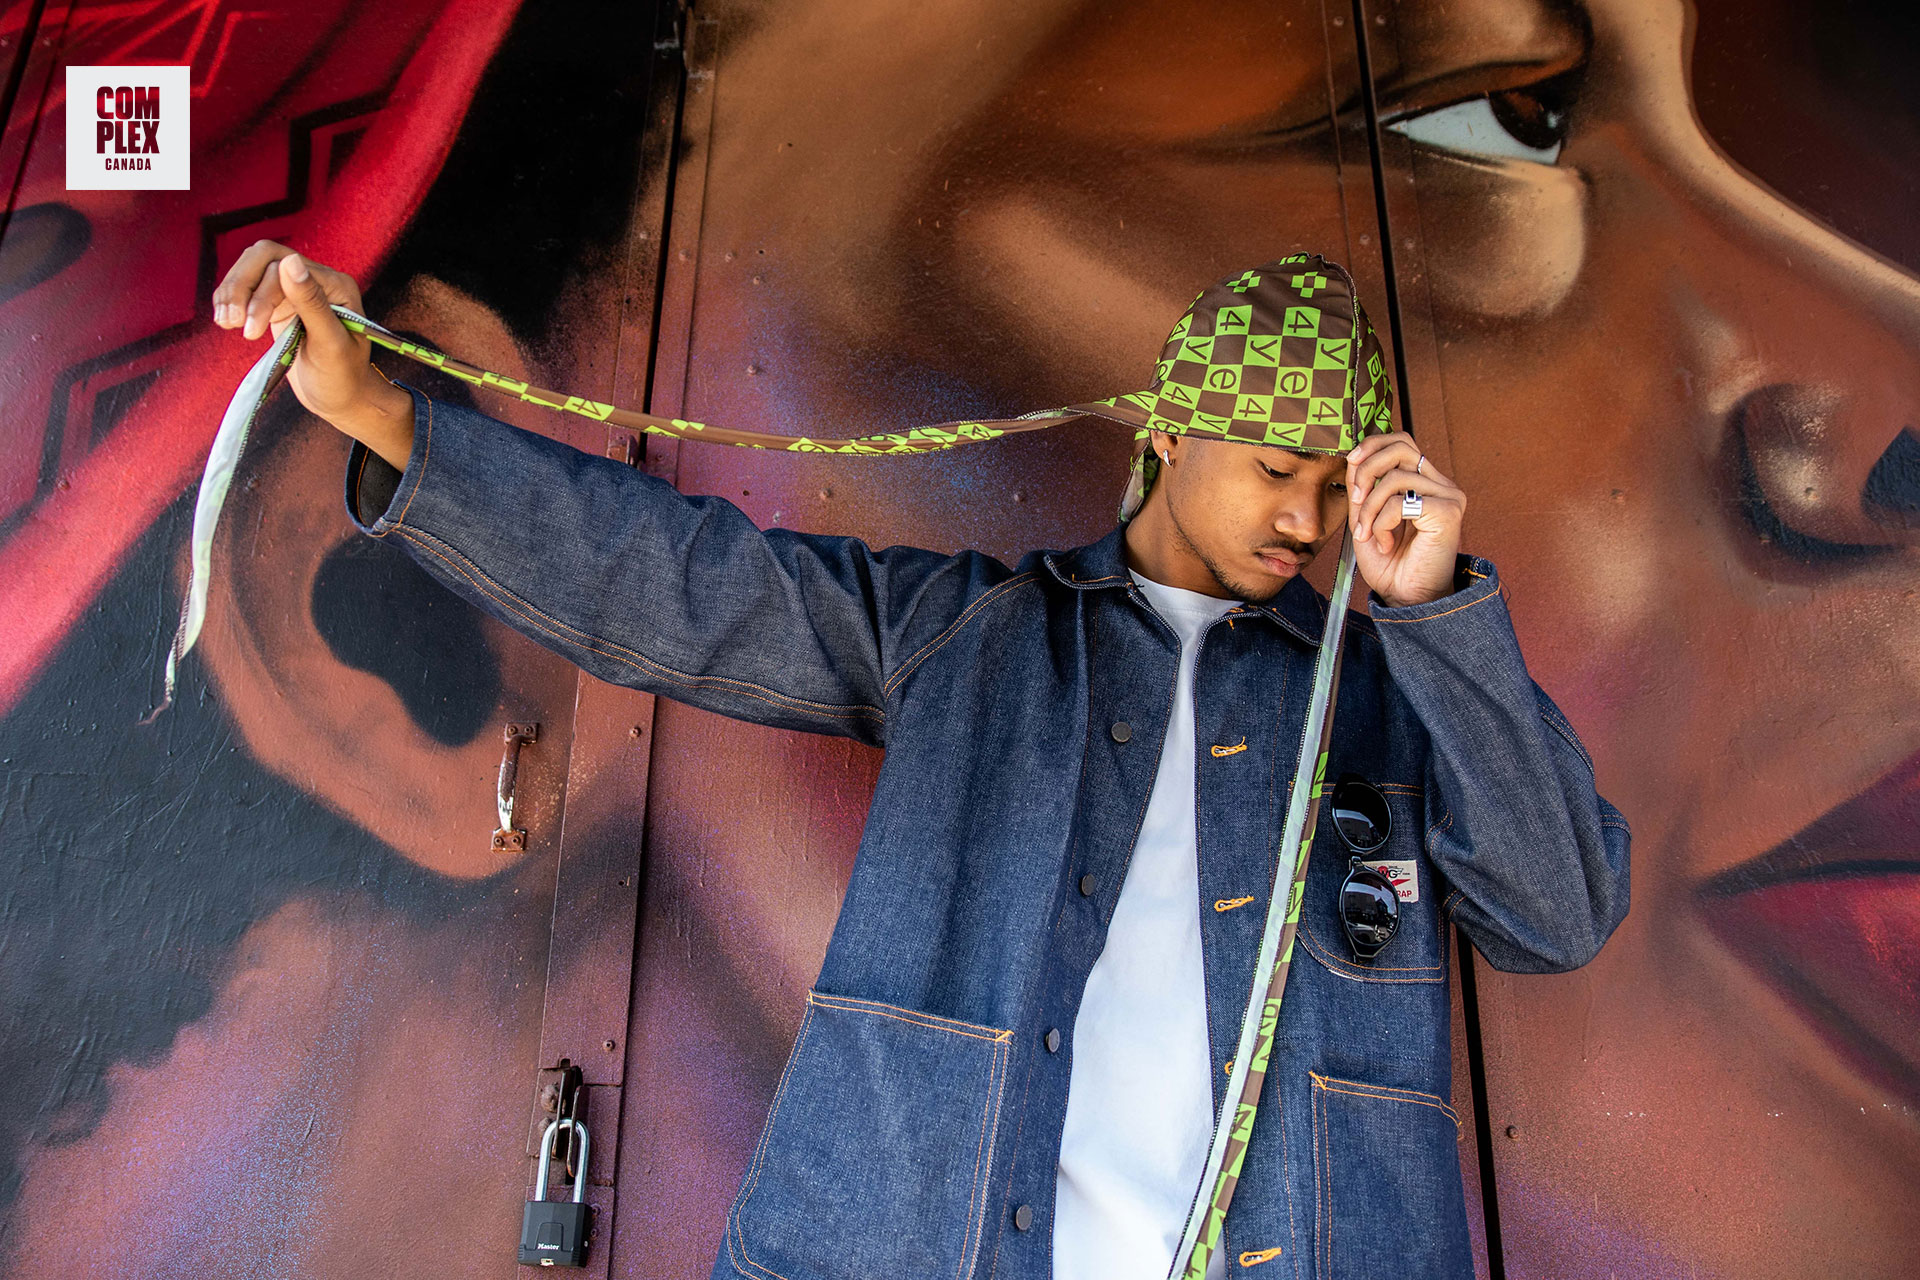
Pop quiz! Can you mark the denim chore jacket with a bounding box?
[347,387,1631,1280]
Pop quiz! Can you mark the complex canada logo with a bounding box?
[66,65,190,190]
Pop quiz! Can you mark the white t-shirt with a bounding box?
[1053,571,1238,1280]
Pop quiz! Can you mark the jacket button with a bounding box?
[1045,1027,1062,1053]
[1079,873,1097,897]
[1110,721,1132,743]
[1013,1204,1034,1232]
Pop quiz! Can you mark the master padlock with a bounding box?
[519,1118,591,1267]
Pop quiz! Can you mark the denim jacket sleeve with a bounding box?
[1369,556,1631,973]
[341,385,996,747]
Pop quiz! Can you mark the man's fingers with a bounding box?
[1348,436,1424,502]
[213,239,366,337]
[1353,466,1462,540]
[213,239,291,331]
[276,253,357,359]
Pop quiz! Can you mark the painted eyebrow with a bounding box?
[1374,15,1589,123]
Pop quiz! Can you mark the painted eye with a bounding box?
[1387,87,1568,165]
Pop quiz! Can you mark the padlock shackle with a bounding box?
[533,1118,590,1205]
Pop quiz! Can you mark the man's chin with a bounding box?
[1212,554,1306,603]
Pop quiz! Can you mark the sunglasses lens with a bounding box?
[1340,865,1400,953]
[1330,779,1390,853]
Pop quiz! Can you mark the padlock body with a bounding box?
[519,1199,591,1267]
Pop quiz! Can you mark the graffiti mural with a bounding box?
[1369,1,1920,1275]
[0,1,1911,1277]
[0,0,652,1273]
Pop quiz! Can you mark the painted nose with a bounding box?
[1734,384,1920,553]
[1866,430,1920,529]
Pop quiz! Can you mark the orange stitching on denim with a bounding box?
[1313,1090,1459,1136]
[1310,1071,1449,1106]
[1371,589,1496,624]
[733,1000,816,1280]
[395,528,885,723]
[389,392,432,530]
[1315,1082,1463,1128]
[1211,737,1248,758]
[1241,1246,1285,1266]
[1309,1072,1462,1130]
[1297,905,1443,974]
[741,1001,811,1204]
[737,995,1009,1280]
[1215,895,1256,912]
[1302,919,1442,972]
[1297,923,1443,981]
[957,1036,1006,1278]
[1309,1078,1322,1280]
[807,992,1015,1043]
[1316,1080,1331,1280]
[883,571,1041,698]
[399,527,879,718]
[1275,1080,1301,1280]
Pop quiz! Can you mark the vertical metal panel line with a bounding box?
[1348,0,1508,1273]
[1346,0,1416,439]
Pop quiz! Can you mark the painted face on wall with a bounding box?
[1361,0,1919,1273]
[666,0,1919,1274]
[3,0,1910,1274]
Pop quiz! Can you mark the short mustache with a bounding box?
[1254,538,1315,557]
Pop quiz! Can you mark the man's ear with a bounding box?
[1150,428,1184,472]
[189,274,585,879]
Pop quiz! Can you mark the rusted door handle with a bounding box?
[493,721,539,852]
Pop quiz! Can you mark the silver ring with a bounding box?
[1401,489,1423,519]
[1416,455,1427,477]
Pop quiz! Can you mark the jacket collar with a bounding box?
[1043,525,1326,649]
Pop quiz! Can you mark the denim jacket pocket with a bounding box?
[1296,790,1448,984]
[1308,1071,1471,1280]
[725,990,1015,1280]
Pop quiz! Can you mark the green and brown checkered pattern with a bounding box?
[1121,258,1386,450]
[1073,253,1394,458]
[1069,255,1397,520]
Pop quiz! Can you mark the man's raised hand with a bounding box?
[1343,431,1466,608]
[213,240,414,468]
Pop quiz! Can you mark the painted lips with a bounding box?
[1700,748,1920,1103]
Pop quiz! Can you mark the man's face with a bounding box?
[1142,430,1349,601]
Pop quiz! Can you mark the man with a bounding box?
[213,240,1628,1279]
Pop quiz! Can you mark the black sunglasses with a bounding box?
[1329,775,1398,962]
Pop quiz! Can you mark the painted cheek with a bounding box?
[1406,147,1588,322]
